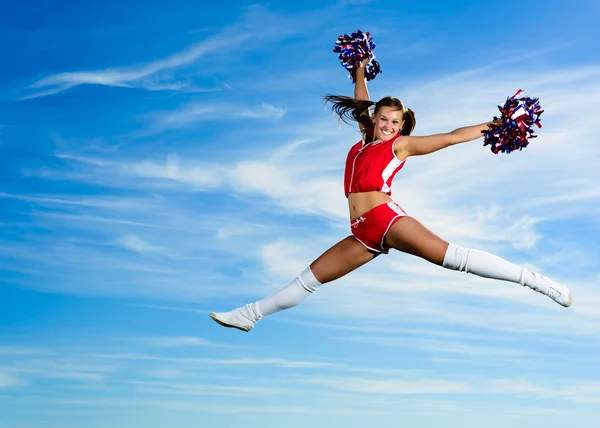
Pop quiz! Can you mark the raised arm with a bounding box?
[396,121,500,158]
[354,59,371,133]
[354,59,371,101]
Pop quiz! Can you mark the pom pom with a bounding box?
[483,90,544,154]
[333,30,382,83]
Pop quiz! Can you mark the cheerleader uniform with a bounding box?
[344,133,408,253]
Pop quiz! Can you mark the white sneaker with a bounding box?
[543,282,572,308]
[527,273,572,308]
[210,305,258,332]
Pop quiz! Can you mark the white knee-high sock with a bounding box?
[442,243,546,289]
[249,266,322,319]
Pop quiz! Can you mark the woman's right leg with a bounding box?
[310,235,380,283]
[210,235,378,331]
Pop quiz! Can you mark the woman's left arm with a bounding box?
[397,121,497,158]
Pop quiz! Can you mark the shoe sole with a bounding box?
[209,312,251,332]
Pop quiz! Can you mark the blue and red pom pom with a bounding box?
[483,90,544,154]
[334,30,382,83]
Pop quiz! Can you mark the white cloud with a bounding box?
[18,4,337,100]
[21,32,247,99]
[95,353,342,369]
[0,347,52,356]
[239,103,286,119]
[141,336,214,347]
[124,304,210,315]
[141,102,286,135]
[0,372,22,388]
[489,379,600,404]
[8,360,115,384]
[117,235,165,254]
[335,335,526,359]
[32,397,391,414]
[132,380,285,397]
[306,376,473,395]
[136,369,191,380]
[0,191,147,210]
[148,105,218,128]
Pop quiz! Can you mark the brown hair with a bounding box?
[323,95,416,139]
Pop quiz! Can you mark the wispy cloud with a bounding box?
[0,192,149,210]
[95,353,342,369]
[17,3,335,100]
[140,102,286,135]
[7,359,116,383]
[116,235,166,254]
[140,336,215,348]
[305,375,473,395]
[489,379,600,404]
[29,397,391,415]
[239,103,285,119]
[123,304,210,315]
[38,140,347,218]
[128,154,227,188]
[0,372,23,388]
[334,335,526,359]
[131,380,286,397]
[0,346,53,356]
[20,32,247,100]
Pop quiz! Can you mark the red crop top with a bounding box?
[344,134,406,197]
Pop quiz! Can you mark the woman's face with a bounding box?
[372,106,404,141]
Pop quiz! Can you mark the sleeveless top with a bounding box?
[343,133,406,197]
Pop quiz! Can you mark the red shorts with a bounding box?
[350,202,407,254]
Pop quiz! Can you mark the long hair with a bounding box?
[323,95,416,139]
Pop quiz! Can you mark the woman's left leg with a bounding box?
[384,216,572,307]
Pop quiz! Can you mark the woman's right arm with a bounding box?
[354,59,371,134]
[354,59,371,101]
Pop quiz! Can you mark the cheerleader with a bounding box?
[210,60,572,332]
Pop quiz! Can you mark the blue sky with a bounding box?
[1,0,600,427]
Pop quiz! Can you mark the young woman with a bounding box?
[210,61,572,332]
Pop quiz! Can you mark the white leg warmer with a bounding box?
[441,243,573,307]
[442,243,535,286]
[251,266,322,318]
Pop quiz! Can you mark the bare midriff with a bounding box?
[348,191,394,221]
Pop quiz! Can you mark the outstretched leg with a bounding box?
[210,236,378,332]
[310,235,379,283]
[384,216,572,307]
